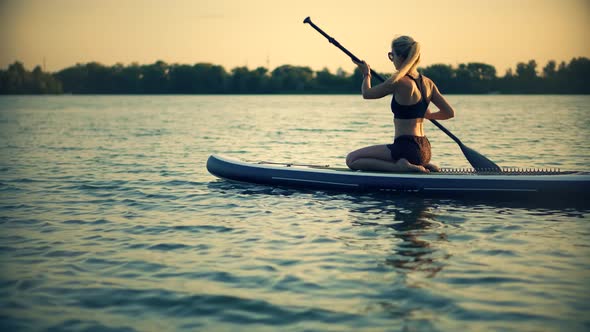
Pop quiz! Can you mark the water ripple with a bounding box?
[1,95,589,332]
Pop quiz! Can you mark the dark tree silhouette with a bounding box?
[1,58,589,94]
[0,61,62,94]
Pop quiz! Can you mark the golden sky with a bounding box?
[1,0,589,75]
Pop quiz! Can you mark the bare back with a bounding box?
[393,73,435,138]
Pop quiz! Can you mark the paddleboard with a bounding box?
[206,154,590,200]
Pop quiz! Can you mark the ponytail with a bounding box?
[389,36,421,84]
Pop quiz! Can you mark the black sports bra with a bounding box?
[391,74,429,119]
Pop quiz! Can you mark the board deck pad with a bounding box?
[254,161,573,176]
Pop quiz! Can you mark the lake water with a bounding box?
[0,95,589,332]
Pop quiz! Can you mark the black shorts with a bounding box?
[386,135,431,166]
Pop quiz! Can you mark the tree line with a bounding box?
[1,57,589,94]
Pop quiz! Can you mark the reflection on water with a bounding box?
[349,198,447,278]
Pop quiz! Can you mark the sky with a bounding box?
[1,0,589,75]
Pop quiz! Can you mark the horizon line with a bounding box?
[3,55,590,75]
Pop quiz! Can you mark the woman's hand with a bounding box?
[352,59,371,77]
[351,58,392,99]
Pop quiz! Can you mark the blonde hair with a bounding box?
[390,35,421,84]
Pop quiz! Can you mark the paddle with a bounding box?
[303,16,501,172]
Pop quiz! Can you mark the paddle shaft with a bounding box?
[303,16,461,145]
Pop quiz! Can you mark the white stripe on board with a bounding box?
[423,187,537,192]
[272,177,359,187]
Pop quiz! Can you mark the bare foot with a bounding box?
[398,159,429,173]
[416,166,429,173]
[424,163,440,172]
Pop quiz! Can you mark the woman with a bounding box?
[346,35,455,173]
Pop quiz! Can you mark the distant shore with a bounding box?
[1,57,589,95]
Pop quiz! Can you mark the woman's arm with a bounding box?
[353,59,395,99]
[425,84,454,120]
[361,77,396,99]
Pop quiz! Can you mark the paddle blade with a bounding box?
[459,144,502,172]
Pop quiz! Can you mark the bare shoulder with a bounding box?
[421,75,435,89]
[421,75,437,98]
[394,76,414,91]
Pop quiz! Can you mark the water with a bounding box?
[0,95,589,332]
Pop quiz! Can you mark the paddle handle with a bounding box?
[303,17,385,81]
[428,119,462,144]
